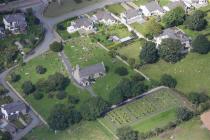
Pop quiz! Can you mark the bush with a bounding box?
[176,107,193,121]
[116,126,138,140]
[188,92,209,105]
[57,24,65,30]
[115,67,128,76]
[10,73,20,82]
[131,74,145,82]
[22,81,35,95]
[33,92,44,100]
[160,74,177,88]
[56,91,67,100]
[50,42,63,52]
[35,65,46,74]
[192,34,210,54]
[68,95,80,104]
[0,84,8,96]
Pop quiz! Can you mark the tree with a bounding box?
[10,73,20,82]
[22,81,35,95]
[160,74,177,88]
[144,18,162,39]
[0,131,12,140]
[159,38,183,63]
[162,6,185,27]
[115,67,128,76]
[116,126,138,140]
[140,41,159,64]
[33,92,44,100]
[176,107,193,121]
[184,10,207,31]
[130,81,148,96]
[56,91,67,100]
[80,97,109,120]
[192,34,210,54]
[0,84,8,96]
[50,41,63,52]
[188,92,209,105]
[36,65,46,74]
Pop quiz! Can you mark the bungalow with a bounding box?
[1,101,27,120]
[73,62,106,87]
[92,11,116,25]
[163,1,187,11]
[154,27,191,51]
[120,9,145,24]
[67,17,94,34]
[3,13,27,34]
[140,1,165,17]
[0,27,5,39]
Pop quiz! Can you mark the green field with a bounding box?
[133,0,149,6]
[26,121,115,140]
[106,3,126,15]
[116,39,145,63]
[9,51,90,119]
[44,0,102,17]
[64,37,135,101]
[139,53,210,96]
[150,118,210,140]
[99,88,188,133]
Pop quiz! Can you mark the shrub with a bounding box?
[10,73,20,82]
[33,92,44,100]
[50,41,63,52]
[56,91,67,100]
[0,84,8,96]
[35,65,46,74]
[22,81,35,95]
[115,67,128,76]
[131,74,145,82]
[160,74,177,88]
[116,126,138,140]
[176,107,193,121]
[57,24,65,30]
[192,34,210,54]
[188,92,209,105]
[68,95,80,104]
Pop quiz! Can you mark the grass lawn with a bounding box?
[139,53,210,96]
[133,0,149,6]
[9,51,89,119]
[159,0,170,6]
[116,39,145,63]
[131,22,147,36]
[25,121,115,140]
[99,88,188,133]
[106,3,126,16]
[64,37,135,101]
[108,24,132,39]
[44,0,102,17]
[150,118,210,140]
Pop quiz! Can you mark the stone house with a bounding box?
[92,11,116,25]
[140,1,165,17]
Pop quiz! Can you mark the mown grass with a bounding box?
[106,3,126,15]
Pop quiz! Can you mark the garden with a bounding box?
[99,88,189,133]
[64,37,135,101]
[105,3,126,16]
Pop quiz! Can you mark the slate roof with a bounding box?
[2,101,26,114]
[165,1,185,10]
[144,1,164,12]
[4,13,27,26]
[125,9,142,19]
[95,11,115,21]
[79,63,105,78]
[74,17,93,28]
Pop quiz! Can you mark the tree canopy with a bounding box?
[116,126,138,140]
[143,18,162,39]
[176,107,193,121]
[162,6,186,27]
[159,38,183,63]
[22,81,35,95]
[160,74,177,88]
[188,92,209,105]
[50,41,64,52]
[192,34,210,54]
[140,41,159,64]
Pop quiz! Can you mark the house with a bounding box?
[140,1,165,17]
[0,27,5,39]
[120,9,145,24]
[3,13,27,34]
[67,17,94,34]
[182,0,208,8]
[92,11,116,25]
[154,27,191,51]
[163,1,187,11]
[1,101,27,120]
[73,62,106,86]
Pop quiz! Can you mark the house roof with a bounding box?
[125,9,142,19]
[144,1,164,12]
[4,13,27,29]
[79,63,105,78]
[165,1,186,10]
[95,11,115,21]
[74,17,93,28]
[2,101,26,114]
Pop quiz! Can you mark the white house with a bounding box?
[163,1,187,11]
[67,17,94,34]
[1,101,27,120]
[140,1,165,17]
[154,27,191,51]
[120,9,145,24]
[182,0,208,8]
[92,11,116,25]
[73,63,106,87]
[3,13,27,34]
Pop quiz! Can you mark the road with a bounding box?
[0,68,41,140]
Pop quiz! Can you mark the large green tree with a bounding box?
[116,126,138,140]
[192,34,210,54]
[184,10,207,31]
[159,38,183,63]
[160,74,177,88]
[162,6,185,27]
[140,41,159,64]
[143,18,162,39]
